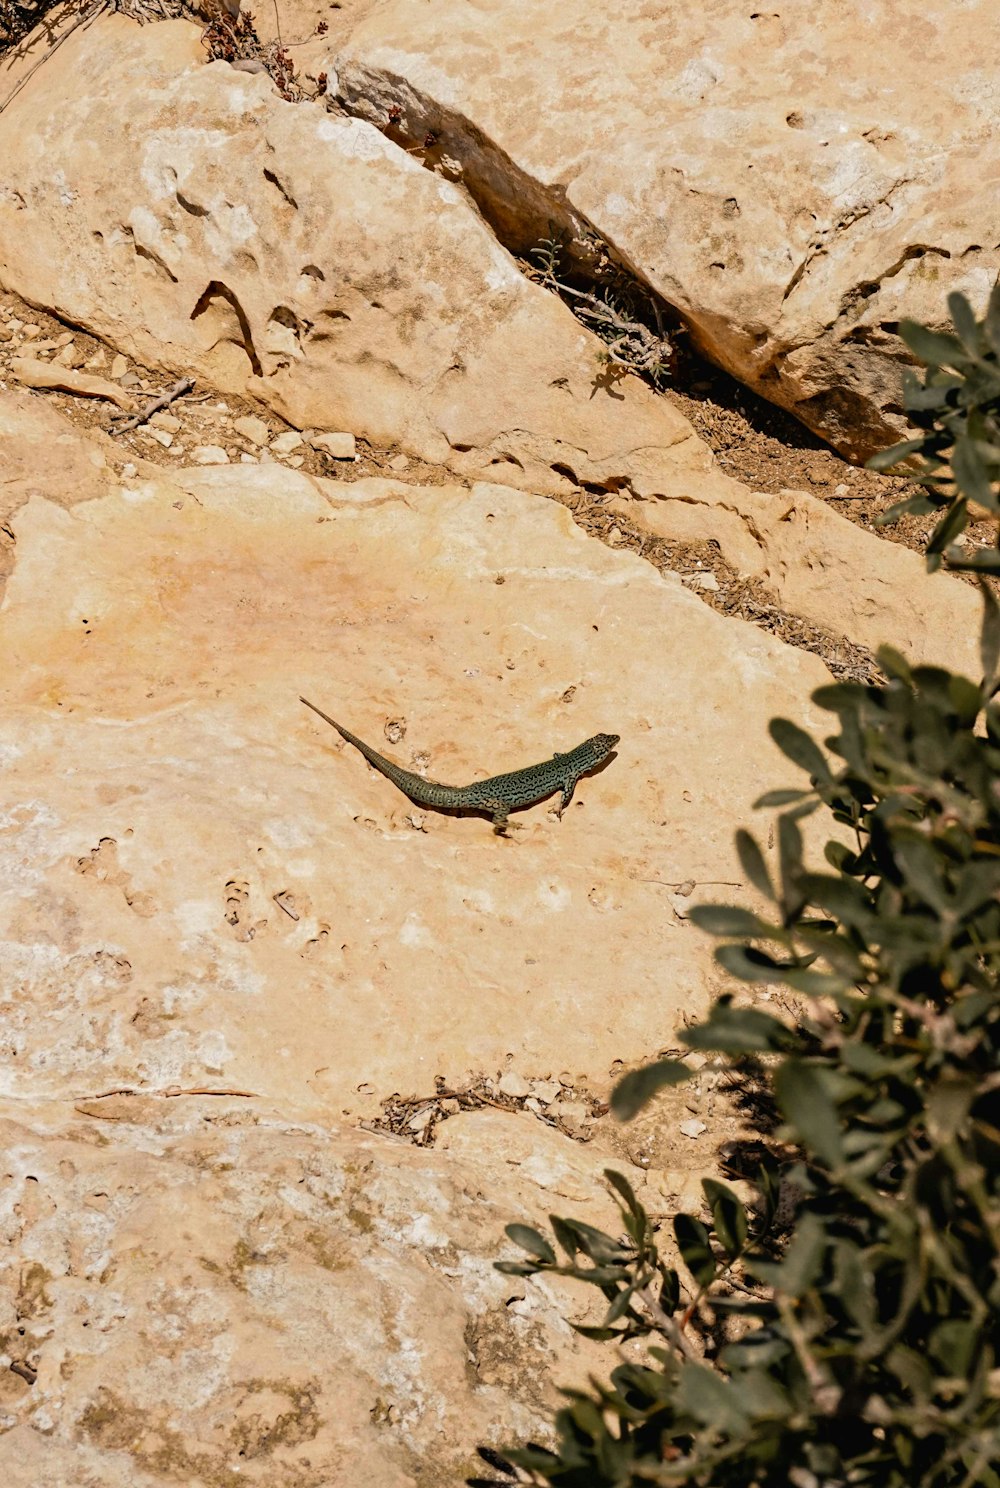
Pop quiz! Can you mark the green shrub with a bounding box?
[869,285,1000,574]
[473,296,1000,1488]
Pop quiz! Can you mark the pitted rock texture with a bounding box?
[331,0,1000,458]
[0,1102,625,1485]
[0,16,704,502]
[0,437,833,1114]
[0,11,981,671]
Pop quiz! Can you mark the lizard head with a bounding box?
[591,733,620,757]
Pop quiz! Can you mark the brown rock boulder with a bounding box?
[331,0,1000,458]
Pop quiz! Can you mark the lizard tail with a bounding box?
[300,695,348,737]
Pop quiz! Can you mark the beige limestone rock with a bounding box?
[332,0,1000,459]
[0,391,113,530]
[0,17,705,502]
[0,1100,626,1484]
[310,430,356,459]
[234,413,270,446]
[0,439,834,1117]
[0,15,981,675]
[7,355,136,411]
[619,475,981,678]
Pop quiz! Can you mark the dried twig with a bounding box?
[77,1084,257,1100]
[111,375,194,435]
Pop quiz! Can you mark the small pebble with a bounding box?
[388,453,410,472]
[530,1080,561,1105]
[310,431,356,460]
[287,454,305,468]
[833,482,849,496]
[239,452,258,464]
[684,570,720,593]
[234,414,270,446]
[679,1119,707,1139]
[498,1071,531,1099]
[22,323,40,338]
[150,412,181,433]
[54,331,74,348]
[110,353,128,379]
[270,430,303,456]
[191,445,229,465]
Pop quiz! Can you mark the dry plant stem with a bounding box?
[637,1282,699,1361]
[78,1084,258,1099]
[111,375,195,434]
[775,1295,842,1414]
[0,0,104,116]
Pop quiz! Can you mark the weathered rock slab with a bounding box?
[332,0,1000,457]
[0,430,831,1117]
[0,1101,625,1484]
[0,15,699,501]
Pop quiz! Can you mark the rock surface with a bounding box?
[0,418,830,1114]
[0,397,833,1481]
[0,17,701,500]
[0,15,980,673]
[0,1099,625,1485]
[332,0,1000,457]
[0,5,987,1477]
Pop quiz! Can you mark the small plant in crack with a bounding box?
[527,227,676,389]
[201,7,329,101]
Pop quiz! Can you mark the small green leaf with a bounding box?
[611,1058,691,1121]
[929,1319,978,1375]
[703,1179,748,1259]
[494,1260,537,1277]
[684,1001,797,1053]
[903,381,957,412]
[985,279,1000,356]
[773,1210,827,1295]
[948,290,982,354]
[735,828,774,899]
[674,1362,749,1432]
[603,1168,644,1218]
[926,497,969,555]
[674,1213,717,1287]
[899,319,970,368]
[687,904,773,937]
[945,547,1000,574]
[952,437,994,507]
[571,1322,629,1342]
[604,1282,640,1325]
[715,944,786,983]
[778,812,804,902]
[504,1224,555,1263]
[775,1060,844,1167]
[754,788,812,808]
[866,437,927,471]
[769,718,832,782]
[876,491,938,525]
[980,578,1000,693]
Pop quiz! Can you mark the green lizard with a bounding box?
[300,696,619,831]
